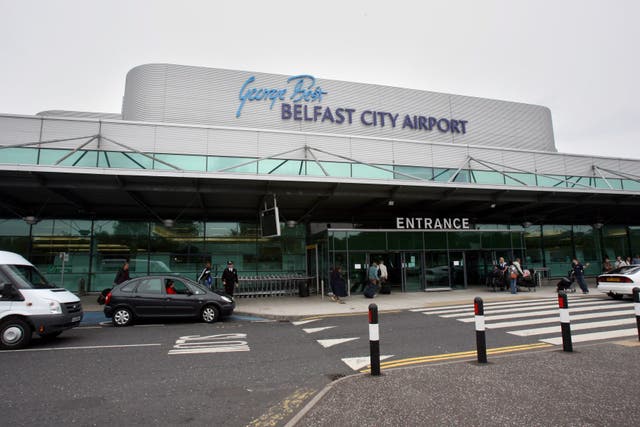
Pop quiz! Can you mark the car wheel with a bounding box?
[1,318,32,350]
[609,292,624,300]
[39,331,62,340]
[112,307,133,327]
[201,305,220,323]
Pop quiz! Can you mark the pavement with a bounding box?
[289,340,640,426]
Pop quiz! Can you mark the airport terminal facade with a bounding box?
[0,64,639,293]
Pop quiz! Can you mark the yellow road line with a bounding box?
[247,387,316,427]
[360,342,553,372]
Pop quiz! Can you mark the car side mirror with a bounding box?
[185,289,193,296]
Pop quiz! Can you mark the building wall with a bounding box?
[121,64,557,152]
[3,114,639,180]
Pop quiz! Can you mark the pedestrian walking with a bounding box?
[572,257,590,294]
[113,261,130,285]
[329,266,347,303]
[221,260,239,297]
[198,261,213,289]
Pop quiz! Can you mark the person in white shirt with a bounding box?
[615,256,629,269]
[378,260,388,283]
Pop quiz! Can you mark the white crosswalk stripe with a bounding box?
[420,297,638,346]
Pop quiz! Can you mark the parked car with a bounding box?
[596,265,640,299]
[103,275,235,326]
[0,251,83,349]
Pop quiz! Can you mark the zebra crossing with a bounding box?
[411,297,638,345]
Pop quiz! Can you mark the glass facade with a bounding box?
[2,147,639,191]
[316,224,640,293]
[0,219,306,292]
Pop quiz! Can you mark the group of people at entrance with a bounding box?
[197,261,239,297]
[329,259,389,303]
[491,257,526,294]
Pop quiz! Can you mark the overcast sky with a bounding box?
[1,0,638,159]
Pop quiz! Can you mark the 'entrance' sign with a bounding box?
[396,217,471,230]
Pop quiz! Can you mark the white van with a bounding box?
[0,251,83,349]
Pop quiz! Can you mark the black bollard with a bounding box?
[633,287,640,342]
[369,303,381,376]
[558,291,573,352]
[474,297,488,363]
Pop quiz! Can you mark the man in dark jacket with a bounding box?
[221,261,239,297]
[113,261,130,285]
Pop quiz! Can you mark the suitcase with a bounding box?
[363,283,377,298]
[380,281,391,294]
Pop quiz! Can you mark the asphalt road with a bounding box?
[1,296,636,426]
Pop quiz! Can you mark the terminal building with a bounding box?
[0,63,639,293]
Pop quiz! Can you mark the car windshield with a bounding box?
[3,264,55,289]
[607,265,640,275]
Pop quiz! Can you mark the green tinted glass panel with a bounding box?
[453,170,470,183]
[394,166,433,180]
[387,232,423,250]
[481,231,512,248]
[602,225,629,260]
[622,180,640,191]
[208,156,256,173]
[347,231,386,250]
[352,164,393,179]
[99,151,153,169]
[0,148,38,164]
[259,159,304,175]
[306,161,351,177]
[38,149,71,165]
[154,154,206,171]
[448,231,481,249]
[537,175,567,188]
[424,232,447,249]
[505,172,537,186]
[433,168,454,182]
[331,231,348,251]
[471,170,505,185]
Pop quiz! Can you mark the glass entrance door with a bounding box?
[424,251,451,290]
[448,251,466,289]
[401,252,423,292]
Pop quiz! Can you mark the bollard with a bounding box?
[474,297,487,363]
[634,287,640,342]
[558,291,573,352]
[368,303,381,376]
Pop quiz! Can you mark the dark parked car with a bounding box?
[104,275,235,326]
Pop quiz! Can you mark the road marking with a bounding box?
[442,300,620,318]
[541,328,639,345]
[456,303,627,322]
[411,298,553,313]
[362,343,552,371]
[317,337,359,348]
[291,319,319,326]
[485,309,633,329]
[0,343,161,353]
[248,388,316,427]
[302,326,336,334]
[169,333,249,355]
[341,355,394,371]
[509,318,637,336]
[300,310,402,321]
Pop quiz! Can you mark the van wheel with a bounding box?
[201,305,220,323]
[112,307,133,327]
[1,318,32,349]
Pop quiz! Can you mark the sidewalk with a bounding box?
[79,282,592,320]
[289,340,640,426]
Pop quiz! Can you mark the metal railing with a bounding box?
[230,274,314,298]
